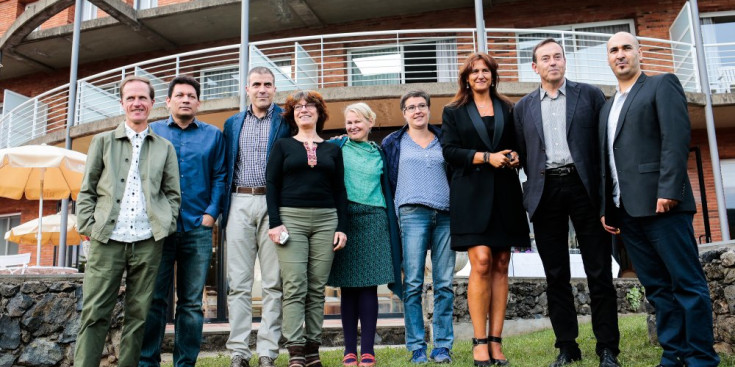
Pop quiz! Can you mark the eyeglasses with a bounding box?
[403,103,429,113]
[294,103,317,111]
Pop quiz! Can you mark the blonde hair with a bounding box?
[344,102,376,125]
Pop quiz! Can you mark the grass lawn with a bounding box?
[175,315,734,367]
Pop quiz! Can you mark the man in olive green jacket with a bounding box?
[74,76,181,367]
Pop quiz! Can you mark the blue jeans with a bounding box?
[619,211,719,367]
[139,225,213,367]
[398,205,455,352]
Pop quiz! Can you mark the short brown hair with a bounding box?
[120,75,155,100]
[532,38,566,63]
[282,90,329,135]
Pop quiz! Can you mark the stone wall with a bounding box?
[426,277,646,326]
[0,275,127,367]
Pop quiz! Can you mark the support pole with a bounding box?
[59,0,84,266]
[689,0,730,241]
[239,0,250,112]
[474,0,487,53]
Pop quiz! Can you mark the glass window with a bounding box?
[349,39,458,86]
[701,14,735,93]
[721,159,735,236]
[137,0,158,10]
[350,47,402,86]
[273,59,293,79]
[1,214,21,256]
[200,66,239,101]
[82,1,97,21]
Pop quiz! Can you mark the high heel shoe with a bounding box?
[488,336,509,366]
[472,338,492,367]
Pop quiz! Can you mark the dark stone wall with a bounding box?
[426,277,646,324]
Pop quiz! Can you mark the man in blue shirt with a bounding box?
[139,75,227,367]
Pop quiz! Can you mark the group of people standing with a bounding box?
[72,30,718,367]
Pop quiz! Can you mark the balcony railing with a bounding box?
[0,28,721,149]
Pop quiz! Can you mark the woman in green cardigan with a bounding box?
[328,102,403,367]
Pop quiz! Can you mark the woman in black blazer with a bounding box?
[441,53,529,367]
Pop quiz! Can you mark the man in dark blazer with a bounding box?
[601,32,719,367]
[514,38,620,367]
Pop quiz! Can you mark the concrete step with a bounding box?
[160,318,406,353]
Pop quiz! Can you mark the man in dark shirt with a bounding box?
[139,75,226,367]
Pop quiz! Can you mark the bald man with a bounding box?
[599,32,719,367]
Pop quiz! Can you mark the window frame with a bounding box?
[199,65,240,101]
[0,213,22,256]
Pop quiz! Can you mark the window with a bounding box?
[137,0,158,10]
[273,59,293,79]
[200,66,239,101]
[81,0,98,21]
[722,159,735,237]
[701,12,735,93]
[1,214,21,256]
[517,20,634,85]
[348,39,458,86]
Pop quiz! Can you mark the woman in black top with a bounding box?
[266,90,348,367]
[441,53,530,367]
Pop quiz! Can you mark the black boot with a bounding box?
[305,342,322,367]
[287,345,306,367]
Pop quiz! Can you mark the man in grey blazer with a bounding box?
[514,38,620,367]
[601,32,718,367]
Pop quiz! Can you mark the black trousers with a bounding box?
[532,171,620,356]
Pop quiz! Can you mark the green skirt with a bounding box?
[327,202,395,288]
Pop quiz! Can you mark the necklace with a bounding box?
[304,141,318,167]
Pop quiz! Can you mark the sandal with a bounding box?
[342,353,358,367]
[358,353,375,367]
[472,338,492,367]
[488,336,510,366]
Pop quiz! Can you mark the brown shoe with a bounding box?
[305,342,322,367]
[288,345,306,367]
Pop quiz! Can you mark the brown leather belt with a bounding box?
[232,186,267,195]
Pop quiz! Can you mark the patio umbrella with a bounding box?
[4,214,81,247]
[0,145,86,265]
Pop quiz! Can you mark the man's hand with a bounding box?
[601,216,620,235]
[202,214,215,227]
[656,198,679,214]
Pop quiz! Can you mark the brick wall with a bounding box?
[690,128,735,242]
[0,0,23,35]
[0,197,60,266]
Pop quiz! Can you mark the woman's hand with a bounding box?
[268,225,288,245]
[333,231,347,251]
[488,149,512,168]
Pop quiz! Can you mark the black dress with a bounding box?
[441,103,530,252]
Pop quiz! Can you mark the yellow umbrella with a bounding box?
[4,214,82,247]
[0,145,86,265]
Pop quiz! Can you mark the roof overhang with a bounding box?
[0,0,504,81]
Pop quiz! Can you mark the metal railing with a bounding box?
[0,28,719,149]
